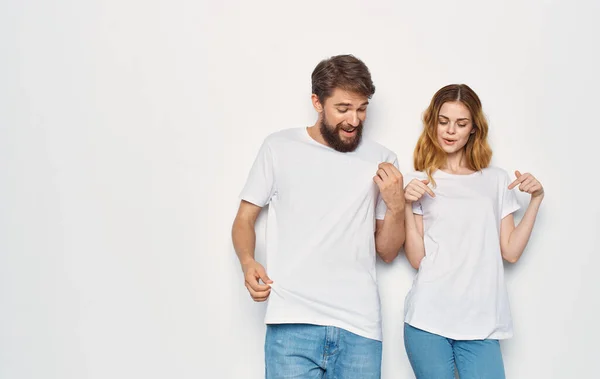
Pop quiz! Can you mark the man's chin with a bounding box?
[339,137,361,152]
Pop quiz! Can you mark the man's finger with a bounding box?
[246,282,271,298]
[377,168,389,179]
[373,175,384,188]
[257,267,273,284]
[246,275,271,292]
[380,163,402,179]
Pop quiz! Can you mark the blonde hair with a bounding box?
[414,84,492,185]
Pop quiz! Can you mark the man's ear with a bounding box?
[311,94,323,113]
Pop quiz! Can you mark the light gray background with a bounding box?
[1,0,598,378]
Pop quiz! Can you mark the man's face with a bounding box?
[317,88,369,152]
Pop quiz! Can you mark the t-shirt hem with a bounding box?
[404,319,513,340]
[265,317,382,341]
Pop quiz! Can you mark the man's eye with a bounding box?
[338,109,348,113]
[358,108,367,112]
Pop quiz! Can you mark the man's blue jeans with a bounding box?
[265,323,382,378]
[404,323,506,379]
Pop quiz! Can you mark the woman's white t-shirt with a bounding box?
[404,167,520,340]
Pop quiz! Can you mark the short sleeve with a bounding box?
[501,170,520,219]
[375,155,400,220]
[412,200,424,215]
[239,140,276,207]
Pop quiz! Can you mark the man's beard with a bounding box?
[319,114,363,153]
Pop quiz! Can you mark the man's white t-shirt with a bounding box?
[404,167,520,340]
[240,127,398,341]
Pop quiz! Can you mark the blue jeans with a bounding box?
[404,323,506,379]
[265,323,382,378]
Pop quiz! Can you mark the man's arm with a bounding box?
[232,200,272,302]
[375,211,405,263]
[373,163,406,263]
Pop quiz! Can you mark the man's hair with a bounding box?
[311,55,375,103]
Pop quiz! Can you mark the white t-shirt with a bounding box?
[239,127,398,341]
[404,167,520,340]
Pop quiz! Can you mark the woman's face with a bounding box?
[436,101,475,154]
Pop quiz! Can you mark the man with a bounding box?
[232,54,405,378]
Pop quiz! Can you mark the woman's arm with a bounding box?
[500,171,544,263]
[404,207,425,269]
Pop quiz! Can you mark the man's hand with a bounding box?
[373,162,405,214]
[242,260,273,302]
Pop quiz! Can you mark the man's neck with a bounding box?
[306,124,328,147]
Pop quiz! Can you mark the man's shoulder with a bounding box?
[265,127,303,141]
[262,127,305,146]
[358,137,397,162]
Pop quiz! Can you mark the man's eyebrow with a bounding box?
[333,101,370,107]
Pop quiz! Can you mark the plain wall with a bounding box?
[1,0,599,378]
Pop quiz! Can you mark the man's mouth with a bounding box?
[340,126,358,134]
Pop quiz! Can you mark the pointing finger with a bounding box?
[508,172,527,189]
[417,181,435,197]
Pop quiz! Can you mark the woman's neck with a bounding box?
[441,151,473,174]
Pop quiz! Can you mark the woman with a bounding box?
[402,84,544,379]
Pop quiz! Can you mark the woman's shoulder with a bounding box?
[482,166,510,177]
[481,166,514,186]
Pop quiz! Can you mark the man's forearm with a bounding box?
[375,209,405,263]
[232,217,257,266]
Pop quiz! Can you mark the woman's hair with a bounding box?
[414,84,492,184]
